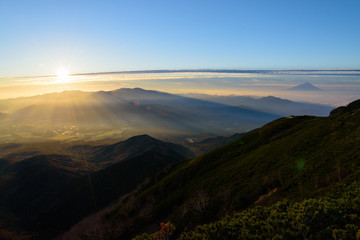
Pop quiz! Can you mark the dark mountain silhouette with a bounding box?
[288,82,322,91]
[0,155,80,238]
[91,134,194,166]
[0,158,10,174]
[97,98,360,240]
[0,135,193,239]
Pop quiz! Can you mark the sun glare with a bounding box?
[56,68,70,83]
[57,68,69,78]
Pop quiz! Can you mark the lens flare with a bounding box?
[297,158,305,173]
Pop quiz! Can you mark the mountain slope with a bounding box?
[0,135,193,239]
[100,99,360,239]
[184,133,244,155]
[140,181,360,240]
[330,99,360,116]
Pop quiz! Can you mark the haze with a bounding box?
[1,70,359,106]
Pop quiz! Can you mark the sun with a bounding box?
[56,68,69,78]
[55,68,70,83]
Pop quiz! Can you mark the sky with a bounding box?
[1,0,360,77]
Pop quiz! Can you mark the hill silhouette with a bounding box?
[0,135,192,239]
[91,134,194,166]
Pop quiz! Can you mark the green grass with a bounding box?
[104,102,360,239]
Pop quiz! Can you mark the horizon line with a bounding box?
[2,68,360,79]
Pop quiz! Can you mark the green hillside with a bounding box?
[136,181,360,240]
[102,99,360,239]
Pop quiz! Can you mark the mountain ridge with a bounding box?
[94,98,360,239]
[0,88,280,143]
[181,93,332,116]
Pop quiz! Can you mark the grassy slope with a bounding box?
[136,181,360,240]
[104,100,360,239]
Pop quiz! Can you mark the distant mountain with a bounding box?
[182,93,332,116]
[287,82,322,91]
[0,135,193,239]
[110,88,221,107]
[0,88,280,143]
[97,98,360,240]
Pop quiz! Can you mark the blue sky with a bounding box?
[1,0,360,77]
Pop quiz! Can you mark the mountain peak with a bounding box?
[288,82,322,91]
[125,134,155,142]
[92,134,194,165]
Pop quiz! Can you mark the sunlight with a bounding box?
[56,68,70,83]
[57,68,69,78]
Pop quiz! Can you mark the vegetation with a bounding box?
[136,181,360,240]
[102,99,360,239]
[134,222,176,240]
